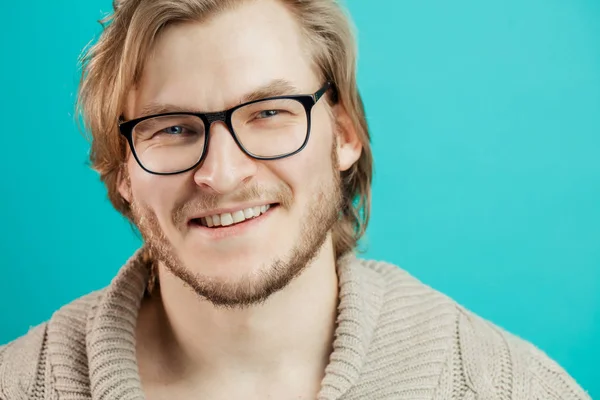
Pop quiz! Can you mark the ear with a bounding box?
[333,102,362,172]
[117,165,132,204]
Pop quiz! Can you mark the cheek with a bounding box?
[128,159,192,216]
[300,111,336,176]
[270,116,336,197]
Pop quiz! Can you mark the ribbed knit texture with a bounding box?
[0,249,591,400]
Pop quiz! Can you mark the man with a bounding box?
[0,0,591,399]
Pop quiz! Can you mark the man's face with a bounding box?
[121,0,359,307]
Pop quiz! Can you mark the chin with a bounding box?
[180,247,278,278]
[161,247,304,308]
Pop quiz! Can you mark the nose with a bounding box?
[193,121,258,194]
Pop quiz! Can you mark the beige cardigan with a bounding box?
[0,250,591,399]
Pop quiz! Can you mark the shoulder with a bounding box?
[456,304,591,399]
[0,323,48,399]
[353,258,590,399]
[0,290,104,399]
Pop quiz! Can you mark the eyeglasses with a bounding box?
[118,82,333,175]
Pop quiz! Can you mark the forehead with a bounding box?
[130,0,319,116]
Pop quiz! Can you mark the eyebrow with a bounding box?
[137,79,301,118]
[241,79,300,103]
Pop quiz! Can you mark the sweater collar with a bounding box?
[79,249,384,400]
[86,248,149,399]
[318,253,385,399]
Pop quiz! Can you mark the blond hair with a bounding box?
[78,0,372,259]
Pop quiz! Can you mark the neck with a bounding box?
[136,238,339,393]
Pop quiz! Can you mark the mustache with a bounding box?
[172,183,293,226]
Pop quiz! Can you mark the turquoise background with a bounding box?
[1,0,598,396]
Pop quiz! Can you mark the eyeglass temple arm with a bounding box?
[313,81,334,103]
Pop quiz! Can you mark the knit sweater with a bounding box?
[0,250,591,400]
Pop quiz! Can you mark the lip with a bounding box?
[187,201,278,221]
[187,204,276,240]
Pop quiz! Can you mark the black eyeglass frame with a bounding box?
[118,82,333,176]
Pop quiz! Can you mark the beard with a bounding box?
[129,145,342,309]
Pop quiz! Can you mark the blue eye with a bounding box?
[163,126,185,135]
[257,110,279,119]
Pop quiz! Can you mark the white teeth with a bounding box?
[220,213,234,226]
[198,204,273,228]
[232,210,245,223]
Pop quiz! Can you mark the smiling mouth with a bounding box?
[190,204,277,228]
